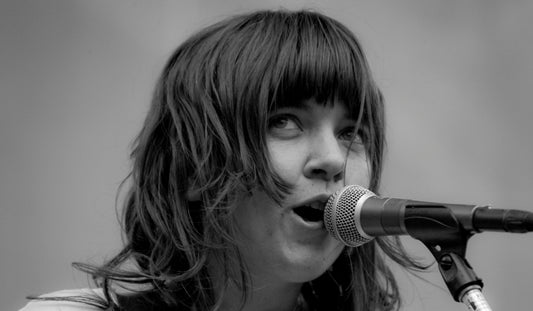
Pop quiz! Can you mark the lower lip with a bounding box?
[290,210,325,230]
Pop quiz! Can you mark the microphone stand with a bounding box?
[405,206,493,311]
[425,244,492,311]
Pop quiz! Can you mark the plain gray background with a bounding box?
[2,1,532,310]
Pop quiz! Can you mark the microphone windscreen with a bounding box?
[324,185,375,247]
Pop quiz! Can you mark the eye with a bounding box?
[339,126,363,143]
[339,126,367,153]
[268,114,302,138]
[269,115,297,129]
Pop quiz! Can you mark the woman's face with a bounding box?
[232,98,371,285]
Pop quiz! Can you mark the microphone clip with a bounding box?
[415,218,491,310]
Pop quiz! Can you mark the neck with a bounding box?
[207,254,303,311]
[218,279,302,311]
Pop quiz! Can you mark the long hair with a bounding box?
[65,9,425,311]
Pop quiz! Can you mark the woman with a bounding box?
[21,9,423,311]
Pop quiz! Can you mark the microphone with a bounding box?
[324,185,533,247]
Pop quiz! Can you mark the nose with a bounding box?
[303,131,345,182]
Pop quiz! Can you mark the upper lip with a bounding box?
[290,193,332,211]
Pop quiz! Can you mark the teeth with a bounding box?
[308,201,325,210]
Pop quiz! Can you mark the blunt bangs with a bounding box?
[268,12,374,117]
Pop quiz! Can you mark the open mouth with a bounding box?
[293,205,324,222]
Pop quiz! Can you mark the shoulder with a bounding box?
[18,288,108,311]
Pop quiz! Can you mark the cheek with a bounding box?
[267,140,304,183]
[344,154,371,187]
[233,192,278,238]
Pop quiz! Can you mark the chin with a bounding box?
[281,247,344,283]
[284,263,332,283]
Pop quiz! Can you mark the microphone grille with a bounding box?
[324,185,375,247]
